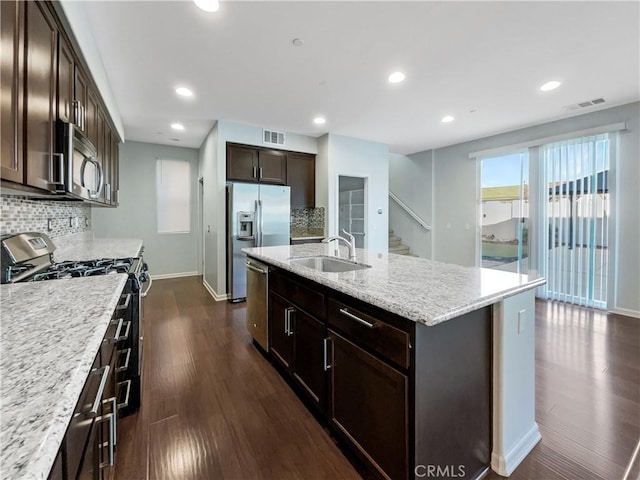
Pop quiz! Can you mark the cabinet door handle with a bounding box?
[285,307,296,336]
[323,337,332,371]
[253,166,257,178]
[339,308,376,329]
[49,153,65,192]
[259,167,263,179]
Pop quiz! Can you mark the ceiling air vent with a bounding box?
[263,129,285,146]
[563,98,606,111]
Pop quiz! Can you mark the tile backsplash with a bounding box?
[0,195,92,239]
[291,207,325,236]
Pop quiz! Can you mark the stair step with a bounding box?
[389,236,401,247]
[389,245,410,255]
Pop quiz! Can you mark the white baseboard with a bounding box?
[491,423,541,476]
[611,307,640,319]
[151,271,198,280]
[203,279,229,302]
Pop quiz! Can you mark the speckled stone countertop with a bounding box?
[53,232,143,262]
[0,274,128,480]
[243,244,546,326]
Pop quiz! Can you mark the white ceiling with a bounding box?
[83,1,640,154]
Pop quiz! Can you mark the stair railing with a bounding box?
[389,191,431,231]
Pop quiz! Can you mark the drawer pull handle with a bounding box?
[117,380,132,410]
[116,293,131,310]
[88,365,110,418]
[116,348,131,372]
[339,308,376,329]
[106,318,123,344]
[117,321,131,342]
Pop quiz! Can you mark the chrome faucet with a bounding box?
[322,229,357,262]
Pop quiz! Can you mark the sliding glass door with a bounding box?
[540,134,610,308]
[480,152,529,273]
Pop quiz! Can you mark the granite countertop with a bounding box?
[243,244,546,326]
[0,274,128,480]
[53,232,143,262]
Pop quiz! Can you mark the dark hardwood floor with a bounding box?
[115,276,639,480]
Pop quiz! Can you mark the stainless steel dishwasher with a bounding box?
[245,258,269,350]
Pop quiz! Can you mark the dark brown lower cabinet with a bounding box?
[328,330,408,480]
[292,308,326,411]
[269,291,326,411]
[262,263,492,480]
[269,292,293,368]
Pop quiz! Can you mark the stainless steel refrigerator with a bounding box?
[226,182,290,302]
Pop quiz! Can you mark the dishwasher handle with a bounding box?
[245,260,268,275]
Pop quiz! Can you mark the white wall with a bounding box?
[198,120,318,297]
[92,141,199,277]
[421,102,639,316]
[388,151,433,258]
[317,134,389,253]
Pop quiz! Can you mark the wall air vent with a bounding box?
[263,129,286,146]
[563,98,606,111]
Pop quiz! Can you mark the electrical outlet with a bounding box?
[518,309,526,334]
[47,218,53,232]
[69,217,73,227]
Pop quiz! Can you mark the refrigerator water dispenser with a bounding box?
[237,212,255,239]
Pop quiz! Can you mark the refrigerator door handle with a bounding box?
[257,199,264,246]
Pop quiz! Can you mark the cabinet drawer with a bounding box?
[270,271,325,320]
[66,353,110,479]
[328,299,410,369]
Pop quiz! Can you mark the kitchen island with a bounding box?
[244,244,545,479]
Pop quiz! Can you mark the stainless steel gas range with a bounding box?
[0,232,151,417]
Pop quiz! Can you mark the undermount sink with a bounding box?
[289,256,371,273]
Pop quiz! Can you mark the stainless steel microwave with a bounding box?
[57,121,104,202]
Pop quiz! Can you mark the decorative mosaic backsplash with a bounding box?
[291,207,325,236]
[0,195,92,239]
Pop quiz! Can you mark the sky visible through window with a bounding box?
[482,153,527,188]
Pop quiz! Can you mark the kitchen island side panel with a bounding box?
[414,307,492,480]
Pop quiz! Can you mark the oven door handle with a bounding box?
[141,273,153,298]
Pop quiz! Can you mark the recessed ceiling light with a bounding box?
[171,123,185,131]
[194,0,219,12]
[175,87,194,97]
[292,38,304,47]
[441,115,455,123]
[313,116,326,125]
[388,72,406,84]
[540,80,561,92]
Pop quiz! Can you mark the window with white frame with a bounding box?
[156,159,190,234]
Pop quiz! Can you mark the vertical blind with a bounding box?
[156,159,191,234]
[539,134,609,308]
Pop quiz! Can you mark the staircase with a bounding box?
[388,229,416,256]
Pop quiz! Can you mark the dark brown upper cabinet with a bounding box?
[1,0,24,184]
[24,0,59,192]
[56,35,74,124]
[226,143,286,185]
[257,150,286,184]
[286,152,315,208]
[74,68,89,133]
